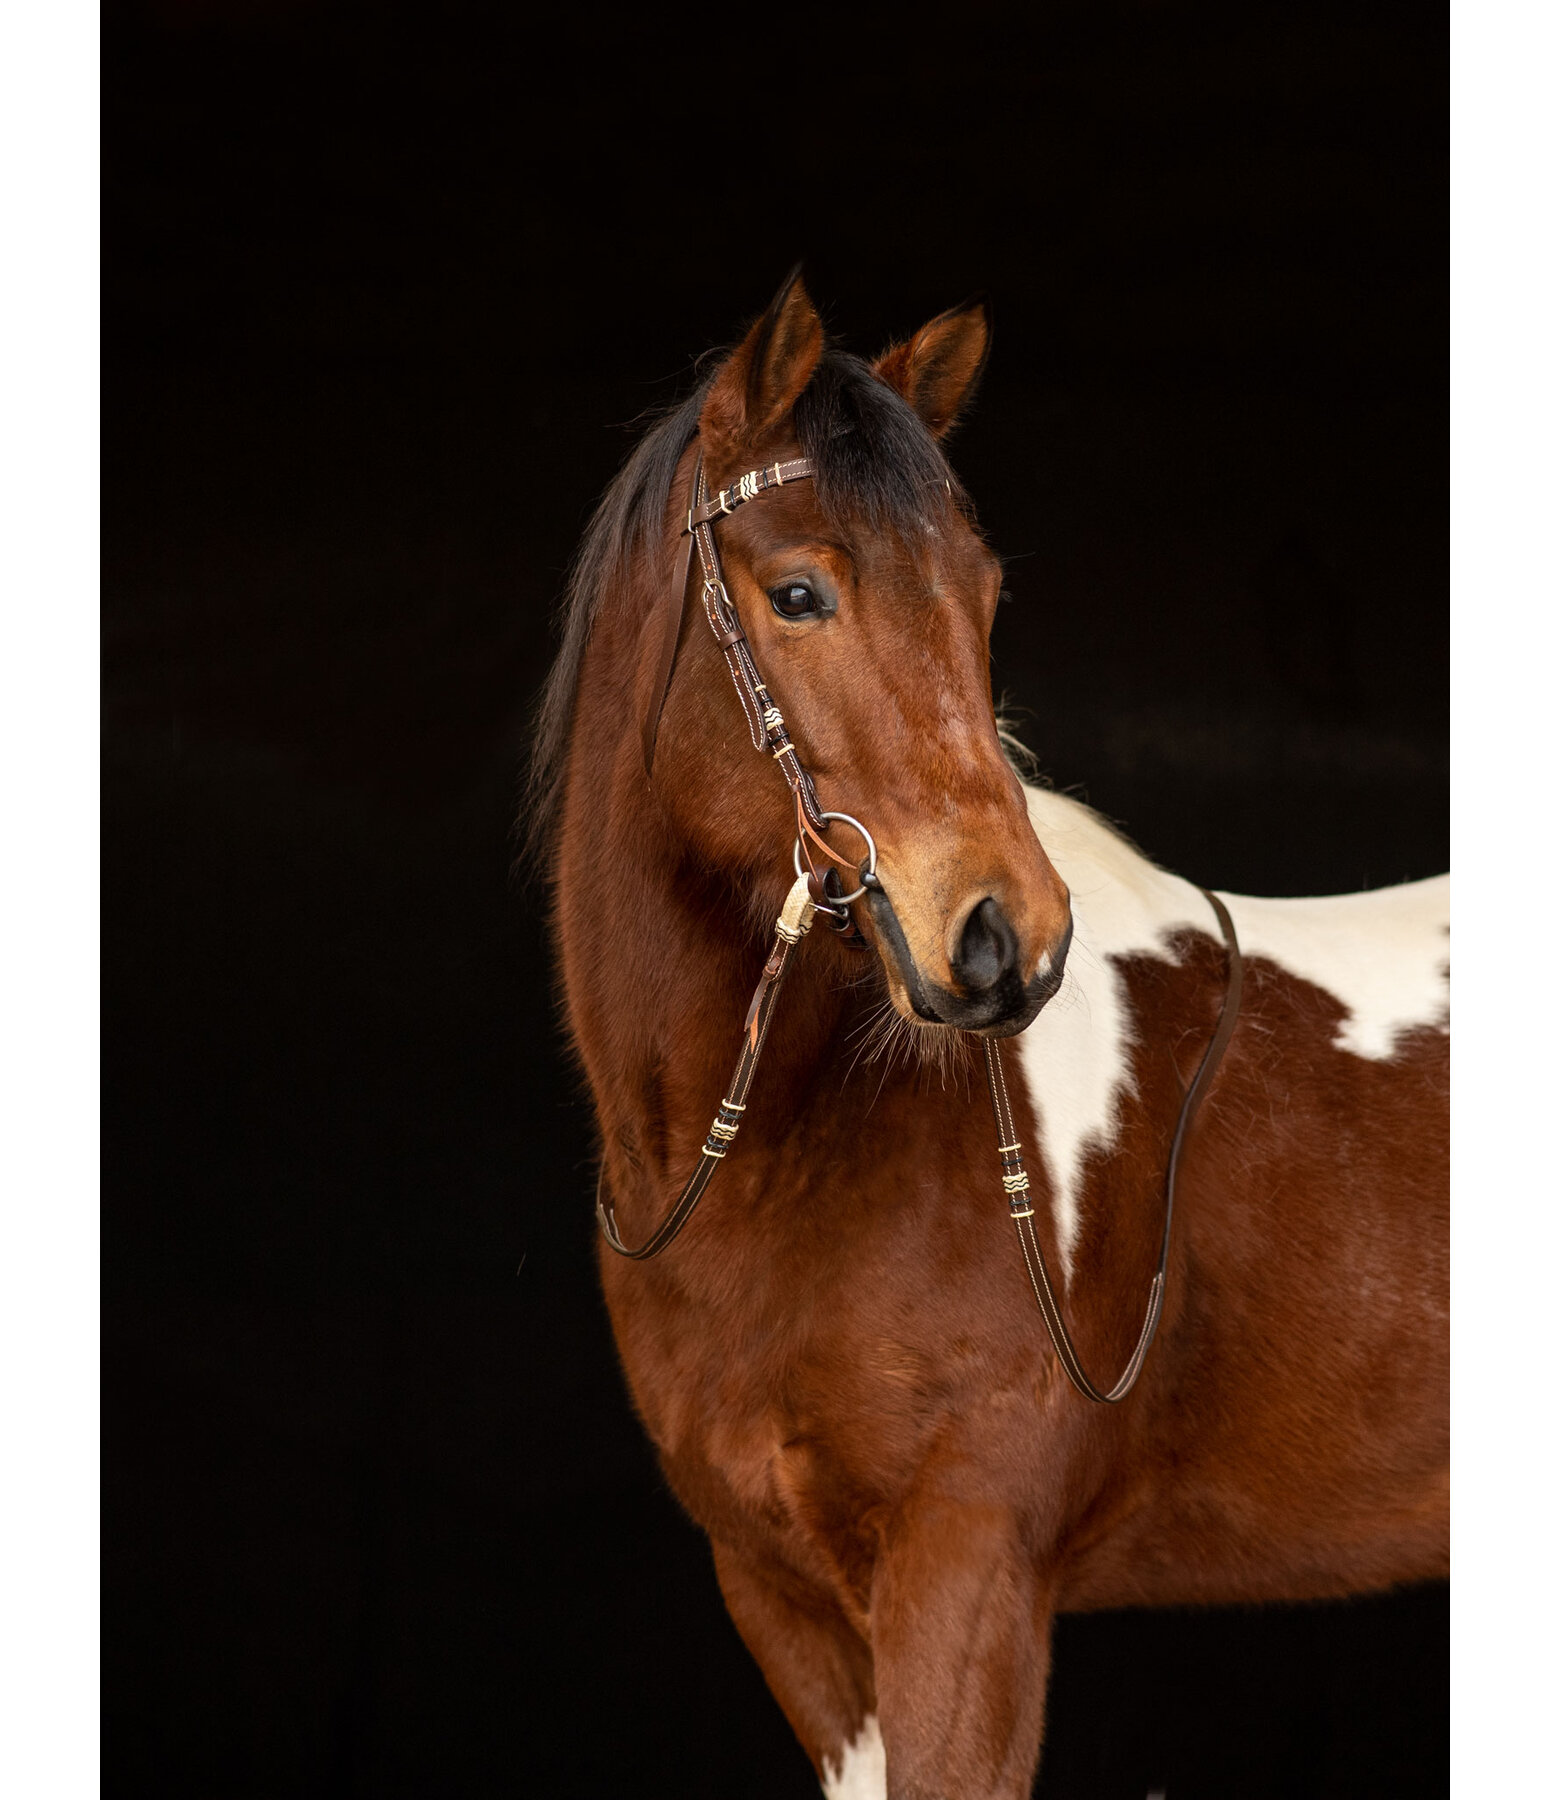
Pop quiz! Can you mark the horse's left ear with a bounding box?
[873,300,991,438]
[700,270,825,453]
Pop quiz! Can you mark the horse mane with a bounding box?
[522,349,961,869]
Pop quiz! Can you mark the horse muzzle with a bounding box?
[863,883,1072,1036]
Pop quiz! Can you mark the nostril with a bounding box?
[952,897,1020,995]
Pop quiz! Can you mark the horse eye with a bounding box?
[769,583,821,620]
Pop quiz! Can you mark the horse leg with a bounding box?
[870,1498,1053,1800]
[710,1540,883,1797]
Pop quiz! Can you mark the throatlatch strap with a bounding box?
[641,491,701,775]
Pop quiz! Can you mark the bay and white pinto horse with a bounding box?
[544,276,1448,1797]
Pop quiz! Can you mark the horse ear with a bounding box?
[700,270,824,452]
[873,300,991,438]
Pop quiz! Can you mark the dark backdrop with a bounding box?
[104,4,1448,1795]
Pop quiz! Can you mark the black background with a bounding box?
[104,3,1448,1795]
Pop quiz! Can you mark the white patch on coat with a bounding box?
[1012,786,1450,1275]
[821,1714,886,1800]
[1211,879,1450,1060]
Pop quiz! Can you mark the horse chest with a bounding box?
[607,1265,991,1597]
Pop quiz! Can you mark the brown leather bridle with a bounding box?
[598,442,1244,1404]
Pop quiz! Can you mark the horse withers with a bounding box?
[531,275,1449,1798]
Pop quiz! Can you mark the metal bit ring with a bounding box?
[791,811,878,907]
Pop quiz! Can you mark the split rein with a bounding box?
[596,448,1244,1404]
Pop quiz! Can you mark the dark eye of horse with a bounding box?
[769,583,821,620]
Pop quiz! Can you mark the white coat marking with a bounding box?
[821,1713,886,1800]
[1012,786,1450,1276]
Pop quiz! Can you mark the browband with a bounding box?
[684,457,814,533]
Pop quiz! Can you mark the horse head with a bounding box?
[645,273,1072,1036]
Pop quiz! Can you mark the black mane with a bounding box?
[522,349,959,866]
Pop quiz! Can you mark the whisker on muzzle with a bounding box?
[844,990,973,1093]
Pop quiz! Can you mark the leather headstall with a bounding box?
[641,443,867,944]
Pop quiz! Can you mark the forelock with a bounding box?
[794,351,960,542]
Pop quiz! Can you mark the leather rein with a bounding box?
[597,443,1244,1404]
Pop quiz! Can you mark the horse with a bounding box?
[529,274,1449,1798]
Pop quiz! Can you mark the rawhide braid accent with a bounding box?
[685,457,815,530]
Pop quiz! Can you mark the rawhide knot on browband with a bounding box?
[684,457,815,531]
